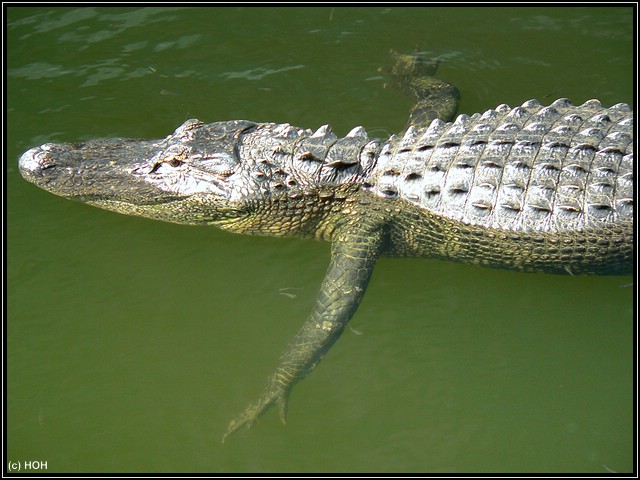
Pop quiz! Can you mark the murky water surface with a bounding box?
[7,6,633,473]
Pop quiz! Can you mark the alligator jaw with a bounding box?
[19,138,159,195]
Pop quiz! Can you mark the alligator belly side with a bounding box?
[368,98,633,275]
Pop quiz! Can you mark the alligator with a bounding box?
[18,52,634,441]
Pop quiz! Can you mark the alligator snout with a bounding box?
[18,145,60,185]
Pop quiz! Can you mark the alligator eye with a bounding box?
[167,158,184,167]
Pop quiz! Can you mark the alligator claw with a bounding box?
[222,389,289,443]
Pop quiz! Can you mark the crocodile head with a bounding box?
[18,119,261,227]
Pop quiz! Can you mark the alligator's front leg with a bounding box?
[223,215,386,441]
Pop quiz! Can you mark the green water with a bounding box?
[7,6,634,473]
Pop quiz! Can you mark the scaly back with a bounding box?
[368,98,633,234]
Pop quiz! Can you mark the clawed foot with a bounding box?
[379,49,442,90]
[222,388,289,443]
[379,48,460,127]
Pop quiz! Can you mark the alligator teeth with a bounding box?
[345,126,368,140]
